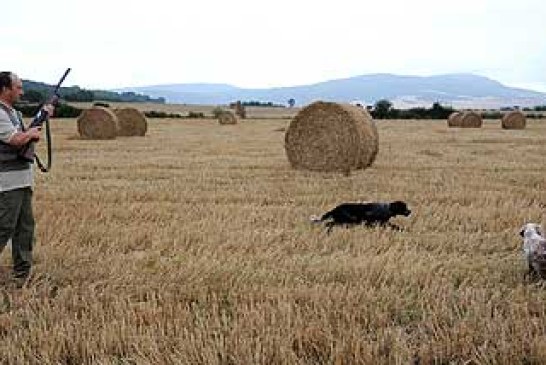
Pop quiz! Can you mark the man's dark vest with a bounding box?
[0,103,30,172]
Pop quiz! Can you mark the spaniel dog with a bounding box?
[520,223,546,279]
[310,200,411,233]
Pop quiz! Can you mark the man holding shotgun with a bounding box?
[0,71,54,285]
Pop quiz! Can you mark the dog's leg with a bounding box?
[325,222,334,235]
[387,222,403,231]
[524,263,539,282]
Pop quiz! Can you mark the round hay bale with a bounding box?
[113,107,148,136]
[218,111,238,125]
[284,101,378,173]
[501,111,526,129]
[460,111,482,128]
[347,105,378,169]
[77,107,118,140]
[447,111,463,127]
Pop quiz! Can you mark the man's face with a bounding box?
[0,74,23,105]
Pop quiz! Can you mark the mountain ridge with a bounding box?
[115,73,546,108]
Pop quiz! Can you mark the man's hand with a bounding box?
[27,126,41,142]
[7,127,41,147]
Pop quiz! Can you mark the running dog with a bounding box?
[310,200,411,233]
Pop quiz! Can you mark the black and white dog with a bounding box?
[520,223,546,279]
[310,200,411,233]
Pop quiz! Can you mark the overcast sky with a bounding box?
[3,0,546,92]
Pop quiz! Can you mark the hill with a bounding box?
[21,79,165,104]
[116,73,546,109]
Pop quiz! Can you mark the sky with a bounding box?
[3,0,546,92]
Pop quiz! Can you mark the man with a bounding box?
[0,71,53,284]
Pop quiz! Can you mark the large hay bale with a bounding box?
[218,111,238,125]
[348,104,378,169]
[77,107,118,139]
[460,111,482,128]
[284,101,378,173]
[447,111,463,127]
[113,107,148,136]
[501,111,526,129]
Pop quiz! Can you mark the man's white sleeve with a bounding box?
[0,109,16,144]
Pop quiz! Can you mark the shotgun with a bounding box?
[18,68,71,172]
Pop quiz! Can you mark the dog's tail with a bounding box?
[309,214,323,224]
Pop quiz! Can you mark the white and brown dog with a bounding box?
[520,223,546,279]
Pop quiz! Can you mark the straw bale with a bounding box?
[346,105,378,169]
[284,101,378,173]
[113,107,148,136]
[460,111,482,128]
[501,111,526,129]
[218,111,238,125]
[77,107,118,139]
[447,112,463,127]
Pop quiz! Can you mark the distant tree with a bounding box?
[288,98,296,108]
[429,102,454,119]
[373,99,393,119]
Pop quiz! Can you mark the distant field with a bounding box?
[69,102,300,119]
[1,117,546,364]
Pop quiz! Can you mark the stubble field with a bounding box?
[1,112,546,364]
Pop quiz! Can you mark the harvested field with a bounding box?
[1,117,546,364]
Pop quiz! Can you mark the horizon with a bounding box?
[105,72,546,93]
[26,72,546,94]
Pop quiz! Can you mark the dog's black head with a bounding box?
[389,201,411,217]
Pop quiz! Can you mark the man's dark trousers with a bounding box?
[0,187,34,278]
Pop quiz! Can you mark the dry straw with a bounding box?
[447,111,463,127]
[284,101,378,173]
[114,107,148,136]
[218,110,238,125]
[460,111,483,128]
[77,107,118,139]
[501,111,526,129]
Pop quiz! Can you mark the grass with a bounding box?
[1,116,546,364]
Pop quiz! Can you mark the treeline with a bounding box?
[21,80,165,104]
[520,105,546,112]
[368,100,546,119]
[15,104,212,119]
[481,111,544,119]
[369,100,455,119]
[15,103,83,118]
[230,101,285,108]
